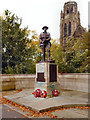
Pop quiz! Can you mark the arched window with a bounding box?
[68,22,71,36]
[64,23,67,37]
[62,24,63,29]
[71,7,73,13]
[67,9,69,14]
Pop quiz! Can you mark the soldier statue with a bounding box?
[39,26,51,61]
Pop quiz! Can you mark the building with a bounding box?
[60,1,85,49]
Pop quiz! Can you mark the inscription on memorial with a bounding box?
[49,64,57,82]
[37,73,45,82]
[36,63,44,73]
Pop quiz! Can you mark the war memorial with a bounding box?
[34,26,60,98]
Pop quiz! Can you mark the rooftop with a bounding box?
[64,1,77,7]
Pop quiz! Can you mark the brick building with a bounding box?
[60,1,85,49]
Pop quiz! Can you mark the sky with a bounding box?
[88,1,90,27]
[0,0,89,40]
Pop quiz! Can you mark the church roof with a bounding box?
[73,24,86,38]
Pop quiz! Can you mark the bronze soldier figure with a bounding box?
[39,26,51,61]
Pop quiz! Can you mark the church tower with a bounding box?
[60,1,80,48]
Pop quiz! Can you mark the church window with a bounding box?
[67,9,69,14]
[64,23,67,37]
[68,22,71,36]
[71,7,73,13]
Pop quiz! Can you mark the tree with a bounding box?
[0,16,2,74]
[2,10,38,74]
[50,39,65,73]
[61,32,89,73]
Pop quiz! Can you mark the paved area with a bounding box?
[3,89,88,112]
[2,104,26,118]
[2,89,89,118]
[0,103,2,119]
[51,108,88,118]
[0,94,27,119]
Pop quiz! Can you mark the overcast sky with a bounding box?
[0,0,89,40]
[88,1,90,27]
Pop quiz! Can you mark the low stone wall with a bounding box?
[58,73,89,93]
[0,74,35,91]
[0,73,89,92]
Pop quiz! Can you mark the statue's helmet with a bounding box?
[42,26,48,30]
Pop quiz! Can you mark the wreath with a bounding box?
[32,89,42,98]
[52,89,59,96]
[32,89,47,98]
[40,90,47,98]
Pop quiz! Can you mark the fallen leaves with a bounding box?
[24,114,29,117]
[2,90,18,96]
[73,106,89,109]
[18,89,23,92]
[7,110,10,112]
[1,97,57,118]
[1,96,90,118]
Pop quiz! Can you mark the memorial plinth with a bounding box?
[34,61,60,97]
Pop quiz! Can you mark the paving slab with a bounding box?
[51,108,88,118]
[3,89,88,113]
[2,104,25,118]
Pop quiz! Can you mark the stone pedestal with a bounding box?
[34,61,60,97]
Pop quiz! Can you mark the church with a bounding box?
[60,1,86,49]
